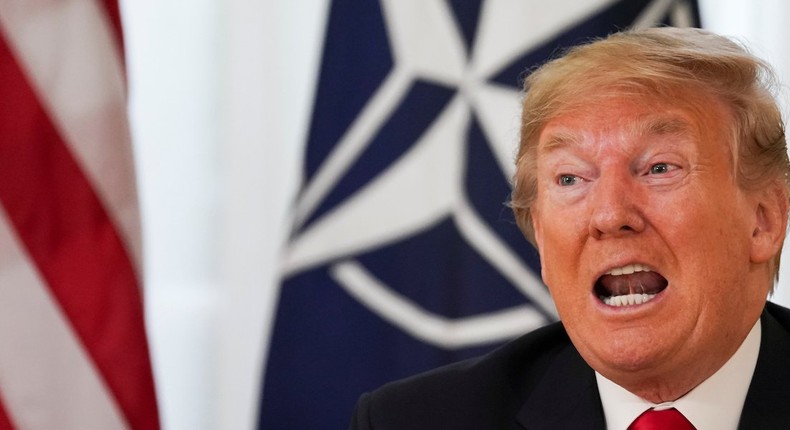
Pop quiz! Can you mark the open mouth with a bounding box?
[594,263,668,307]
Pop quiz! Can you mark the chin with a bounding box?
[586,334,671,375]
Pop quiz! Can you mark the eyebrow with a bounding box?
[539,129,583,152]
[538,115,694,153]
[635,116,692,137]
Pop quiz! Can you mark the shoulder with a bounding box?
[350,322,574,429]
[765,301,790,328]
[758,301,790,357]
[737,301,790,428]
[370,320,571,402]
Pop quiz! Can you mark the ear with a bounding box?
[750,182,789,264]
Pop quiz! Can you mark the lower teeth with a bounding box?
[602,293,656,307]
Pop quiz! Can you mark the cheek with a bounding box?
[535,232,585,304]
[531,209,543,251]
[533,201,588,279]
[663,195,752,267]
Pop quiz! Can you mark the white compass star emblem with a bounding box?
[281,0,693,348]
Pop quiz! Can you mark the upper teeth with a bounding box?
[606,263,650,276]
[601,263,659,307]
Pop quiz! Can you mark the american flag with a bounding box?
[258,0,700,429]
[0,0,159,428]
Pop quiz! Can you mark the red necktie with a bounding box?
[628,407,696,430]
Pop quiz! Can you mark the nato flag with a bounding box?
[258,1,701,428]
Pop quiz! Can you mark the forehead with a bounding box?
[536,93,729,155]
[539,114,693,153]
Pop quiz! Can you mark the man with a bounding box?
[349,27,790,429]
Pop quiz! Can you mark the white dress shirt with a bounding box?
[596,319,761,430]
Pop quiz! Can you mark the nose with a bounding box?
[588,173,645,239]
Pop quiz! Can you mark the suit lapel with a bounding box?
[516,343,605,430]
[511,303,790,429]
[738,303,790,429]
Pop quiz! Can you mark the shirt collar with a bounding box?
[596,319,761,430]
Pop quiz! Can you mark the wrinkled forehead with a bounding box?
[538,112,696,154]
[533,88,733,155]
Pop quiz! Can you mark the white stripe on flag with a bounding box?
[0,0,142,271]
[332,260,548,348]
[0,208,129,430]
[632,0,682,29]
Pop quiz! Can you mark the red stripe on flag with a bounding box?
[100,0,126,67]
[0,29,158,430]
[0,395,14,430]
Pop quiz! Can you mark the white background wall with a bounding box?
[118,1,790,429]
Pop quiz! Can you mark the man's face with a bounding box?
[530,92,771,399]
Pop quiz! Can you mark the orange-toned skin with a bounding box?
[529,92,786,403]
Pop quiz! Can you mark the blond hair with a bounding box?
[511,26,789,280]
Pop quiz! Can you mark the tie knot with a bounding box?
[628,407,696,430]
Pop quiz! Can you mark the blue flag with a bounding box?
[259,1,700,428]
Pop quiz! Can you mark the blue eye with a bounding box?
[649,163,669,174]
[558,174,580,186]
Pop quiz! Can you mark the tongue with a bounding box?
[599,271,667,297]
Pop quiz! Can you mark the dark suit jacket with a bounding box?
[349,302,790,429]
